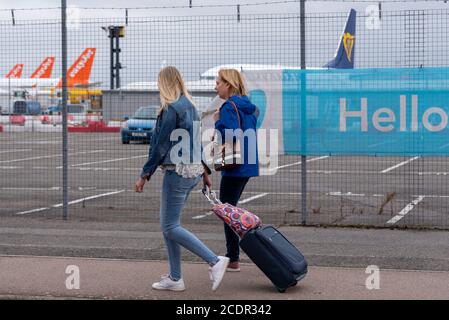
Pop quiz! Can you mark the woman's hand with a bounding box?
[213,109,220,122]
[134,177,147,193]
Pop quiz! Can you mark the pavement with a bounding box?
[1,225,449,300]
[1,255,449,300]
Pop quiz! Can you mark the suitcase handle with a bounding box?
[202,186,222,205]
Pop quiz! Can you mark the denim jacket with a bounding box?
[140,95,207,180]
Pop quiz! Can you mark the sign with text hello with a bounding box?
[244,67,449,156]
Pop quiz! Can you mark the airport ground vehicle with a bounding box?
[12,100,42,115]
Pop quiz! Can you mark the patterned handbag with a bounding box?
[202,187,262,238]
[211,101,242,171]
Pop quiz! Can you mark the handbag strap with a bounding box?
[228,100,242,130]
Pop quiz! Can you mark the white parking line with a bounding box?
[381,157,419,174]
[386,196,425,225]
[66,155,147,168]
[0,149,32,154]
[15,190,125,215]
[269,156,329,171]
[192,192,269,220]
[238,193,269,204]
[0,150,105,164]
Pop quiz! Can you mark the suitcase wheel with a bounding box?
[277,287,286,293]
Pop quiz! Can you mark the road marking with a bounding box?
[66,155,147,168]
[2,187,117,192]
[238,192,268,204]
[0,149,32,154]
[386,196,425,225]
[268,156,329,171]
[192,211,213,220]
[3,187,61,191]
[15,207,50,215]
[381,157,419,174]
[192,192,269,220]
[15,190,125,215]
[0,150,105,164]
[327,191,366,197]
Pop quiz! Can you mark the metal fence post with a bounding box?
[300,0,307,225]
[61,0,69,220]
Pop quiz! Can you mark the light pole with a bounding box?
[102,25,125,89]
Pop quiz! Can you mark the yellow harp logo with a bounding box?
[343,33,355,62]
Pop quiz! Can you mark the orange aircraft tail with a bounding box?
[57,48,96,88]
[30,57,55,79]
[6,64,24,78]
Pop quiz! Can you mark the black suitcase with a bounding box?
[239,225,308,293]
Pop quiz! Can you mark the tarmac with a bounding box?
[1,225,449,300]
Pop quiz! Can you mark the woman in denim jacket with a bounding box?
[135,66,229,292]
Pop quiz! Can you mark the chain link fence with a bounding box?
[1,3,449,229]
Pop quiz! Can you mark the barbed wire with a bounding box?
[1,0,449,12]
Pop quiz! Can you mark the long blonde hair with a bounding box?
[218,68,248,97]
[157,66,194,114]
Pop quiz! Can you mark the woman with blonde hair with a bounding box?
[135,66,229,292]
[213,68,260,272]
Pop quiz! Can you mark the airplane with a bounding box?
[5,64,24,78]
[3,57,55,82]
[123,9,356,93]
[0,48,96,89]
[30,57,56,79]
[201,8,356,79]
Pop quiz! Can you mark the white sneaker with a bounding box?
[152,275,185,291]
[209,256,230,291]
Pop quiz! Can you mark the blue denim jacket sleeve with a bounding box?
[140,106,177,180]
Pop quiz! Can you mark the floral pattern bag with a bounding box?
[202,187,261,238]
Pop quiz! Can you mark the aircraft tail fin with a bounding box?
[57,48,96,88]
[6,64,24,78]
[323,9,356,69]
[30,57,55,79]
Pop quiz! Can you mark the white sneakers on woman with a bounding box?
[209,256,230,291]
[152,256,229,292]
[152,275,186,291]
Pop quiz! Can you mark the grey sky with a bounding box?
[1,1,448,85]
[1,0,449,20]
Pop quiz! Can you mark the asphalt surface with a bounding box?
[1,132,449,228]
[1,131,449,300]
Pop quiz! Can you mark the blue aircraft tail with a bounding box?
[323,9,356,69]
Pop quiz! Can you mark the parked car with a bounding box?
[121,105,158,144]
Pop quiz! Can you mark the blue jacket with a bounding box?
[140,95,204,180]
[214,95,259,177]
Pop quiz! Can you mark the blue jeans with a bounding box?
[160,170,219,281]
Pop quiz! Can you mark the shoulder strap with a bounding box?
[228,100,242,129]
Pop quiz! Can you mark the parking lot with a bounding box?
[1,132,449,229]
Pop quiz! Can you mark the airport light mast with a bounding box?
[102,25,125,89]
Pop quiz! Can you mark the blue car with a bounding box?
[121,106,158,144]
